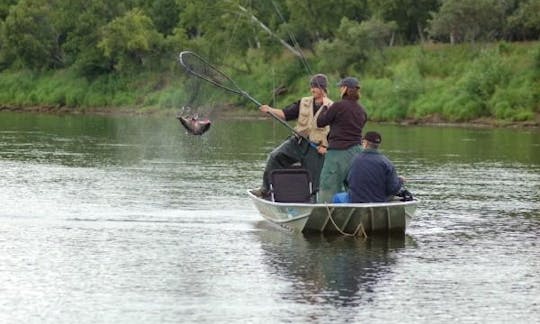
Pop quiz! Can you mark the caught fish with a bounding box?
[177,113,212,135]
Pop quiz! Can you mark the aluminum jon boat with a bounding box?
[247,189,418,236]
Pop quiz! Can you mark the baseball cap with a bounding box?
[364,131,382,144]
[337,77,360,88]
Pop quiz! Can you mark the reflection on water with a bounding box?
[0,112,539,323]
[256,224,409,309]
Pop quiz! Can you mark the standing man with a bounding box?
[346,131,404,203]
[316,77,367,202]
[255,74,333,198]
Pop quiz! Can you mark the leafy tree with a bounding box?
[316,17,396,75]
[58,1,132,76]
[428,0,507,44]
[507,0,540,40]
[367,0,439,43]
[0,0,17,70]
[0,21,7,70]
[98,9,163,72]
[231,2,306,60]
[2,0,63,69]
[0,0,18,21]
[282,0,370,50]
[176,0,262,63]
[132,0,180,36]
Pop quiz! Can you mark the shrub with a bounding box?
[442,92,484,121]
[488,78,536,121]
[410,81,450,118]
[361,60,424,121]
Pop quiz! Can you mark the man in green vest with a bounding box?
[255,74,333,198]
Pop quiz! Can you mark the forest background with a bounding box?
[0,0,539,125]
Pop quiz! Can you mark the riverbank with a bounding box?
[2,104,538,129]
[1,42,538,126]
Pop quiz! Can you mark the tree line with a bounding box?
[1,0,539,77]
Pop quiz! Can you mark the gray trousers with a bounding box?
[262,136,324,191]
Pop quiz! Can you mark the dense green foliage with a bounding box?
[361,42,540,122]
[0,0,539,123]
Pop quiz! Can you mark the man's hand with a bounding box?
[259,105,271,114]
[260,105,285,120]
[317,145,327,155]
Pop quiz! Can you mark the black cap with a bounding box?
[337,77,360,89]
[310,74,328,90]
[364,131,382,144]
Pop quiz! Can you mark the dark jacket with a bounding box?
[347,149,403,203]
[316,96,367,149]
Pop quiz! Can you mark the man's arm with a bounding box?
[386,162,404,196]
[259,101,300,121]
[259,105,285,120]
[316,102,337,127]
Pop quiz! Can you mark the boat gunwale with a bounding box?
[247,189,419,208]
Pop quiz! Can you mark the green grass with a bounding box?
[359,41,540,122]
[0,41,538,123]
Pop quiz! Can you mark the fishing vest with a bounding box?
[294,96,333,147]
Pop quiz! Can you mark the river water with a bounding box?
[0,111,539,323]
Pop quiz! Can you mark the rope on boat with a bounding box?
[325,205,367,238]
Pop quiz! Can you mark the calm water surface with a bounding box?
[0,112,539,323]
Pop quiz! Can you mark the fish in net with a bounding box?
[176,62,216,136]
[176,106,212,135]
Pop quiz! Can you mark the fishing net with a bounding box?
[180,52,239,95]
[175,52,228,136]
[176,51,259,136]
[179,51,261,105]
[178,50,307,141]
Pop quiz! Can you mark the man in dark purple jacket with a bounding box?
[347,131,404,203]
[316,76,367,202]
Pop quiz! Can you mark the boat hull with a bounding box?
[248,189,417,235]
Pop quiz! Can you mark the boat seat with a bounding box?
[269,168,316,203]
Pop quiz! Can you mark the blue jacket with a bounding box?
[347,149,403,203]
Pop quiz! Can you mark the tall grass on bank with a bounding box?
[0,70,191,111]
[356,42,539,122]
[0,70,134,108]
[0,42,538,123]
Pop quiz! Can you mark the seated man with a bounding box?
[335,131,404,203]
